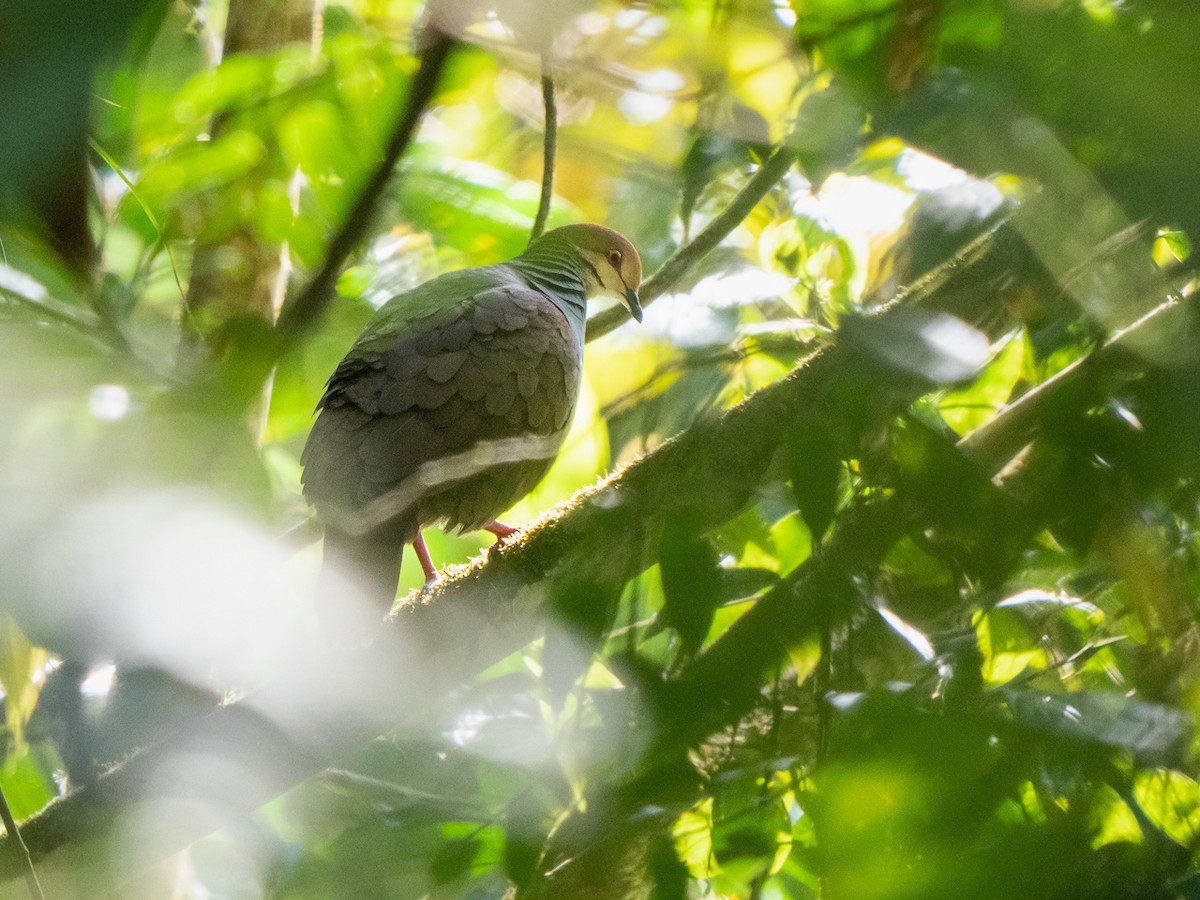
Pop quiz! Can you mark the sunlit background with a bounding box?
[1,0,1199,896]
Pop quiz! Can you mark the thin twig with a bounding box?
[273,31,455,352]
[0,263,103,334]
[89,138,186,305]
[0,785,45,900]
[598,331,818,420]
[585,140,797,342]
[85,280,133,355]
[0,290,101,335]
[957,291,1185,470]
[529,58,557,245]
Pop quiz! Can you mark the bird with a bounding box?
[301,224,643,614]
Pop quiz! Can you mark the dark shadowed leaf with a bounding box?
[1002,689,1192,766]
[658,513,722,659]
[843,308,990,384]
[786,422,841,540]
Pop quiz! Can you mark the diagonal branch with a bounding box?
[956,292,1186,470]
[0,317,892,890]
[273,31,456,352]
[0,784,44,900]
[0,264,102,336]
[585,139,798,342]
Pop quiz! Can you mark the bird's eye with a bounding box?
[607,249,622,268]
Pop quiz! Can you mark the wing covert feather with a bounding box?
[301,272,581,535]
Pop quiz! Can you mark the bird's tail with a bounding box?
[316,524,406,640]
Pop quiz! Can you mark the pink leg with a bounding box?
[411,532,438,584]
[485,520,519,541]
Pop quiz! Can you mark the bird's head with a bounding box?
[543,224,643,322]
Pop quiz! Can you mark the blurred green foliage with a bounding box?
[2,0,1200,897]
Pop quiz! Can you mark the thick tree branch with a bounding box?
[528,60,557,245]
[585,140,798,342]
[0,339,873,891]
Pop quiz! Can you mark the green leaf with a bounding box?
[843,308,991,384]
[711,768,792,885]
[791,79,867,185]
[137,128,268,215]
[673,797,715,879]
[1090,783,1142,848]
[1154,228,1191,263]
[658,513,722,659]
[975,606,1047,685]
[786,422,841,539]
[647,834,690,899]
[335,265,373,299]
[0,617,48,754]
[278,100,364,220]
[939,331,1024,434]
[168,53,278,132]
[396,155,578,262]
[1134,768,1200,846]
[430,835,479,884]
[791,0,897,81]
[768,511,814,572]
[1002,689,1191,764]
[544,579,620,703]
[91,138,164,242]
[0,745,57,820]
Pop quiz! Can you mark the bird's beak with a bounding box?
[624,287,643,323]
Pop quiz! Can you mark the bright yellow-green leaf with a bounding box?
[336,265,374,299]
[138,129,269,213]
[974,607,1047,685]
[939,332,1024,434]
[1134,769,1200,846]
[0,616,49,756]
[278,101,362,186]
[1154,229,1191,265]
[0,745,57,819]
[769,512,813,571]
[787,633,822,685]
[706,598,756,649]
[170,54,276,131]
[1091,783,1141,848]
[673,796,716,878]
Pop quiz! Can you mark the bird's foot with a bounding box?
[484,520,519,542]
[415,579,440,603]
